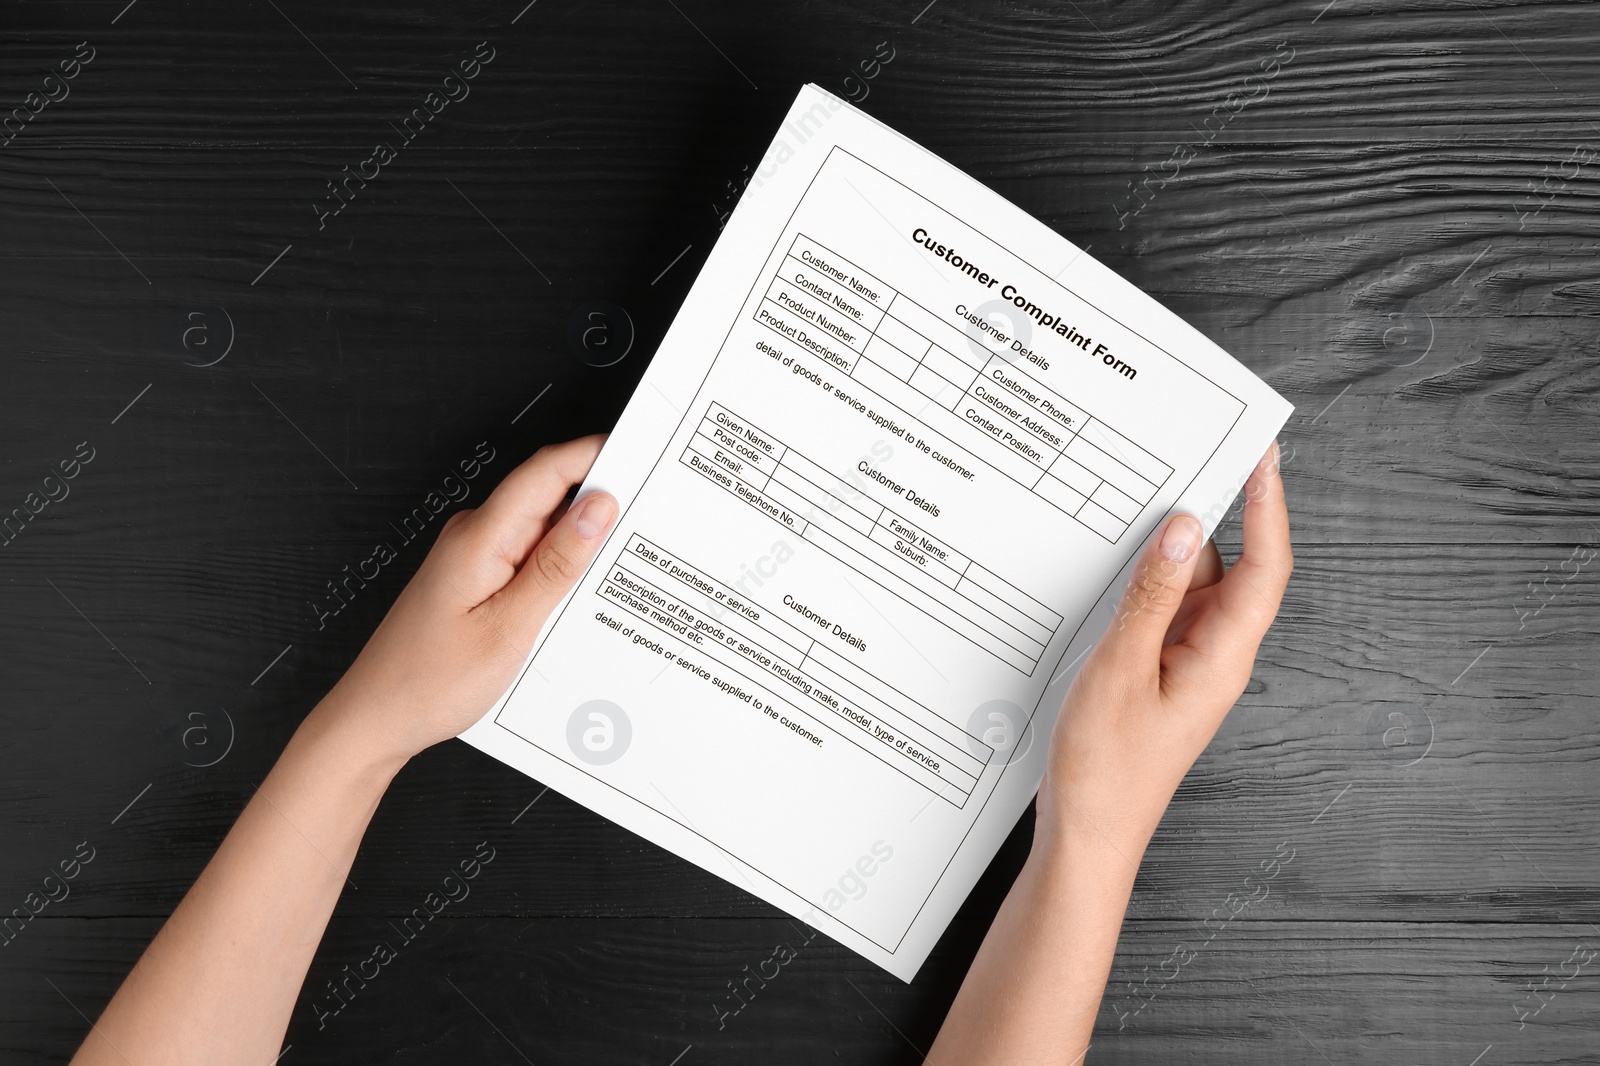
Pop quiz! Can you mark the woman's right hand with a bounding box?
[1036,442,1293,860]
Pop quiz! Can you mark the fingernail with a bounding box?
[1245,442,1280,499]
[1260,441,1281,477]
[573,493,616,539]
[1160,514,1201,562]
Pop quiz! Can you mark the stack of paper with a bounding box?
[464,84,1291,980]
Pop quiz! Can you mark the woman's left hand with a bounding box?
[313,434,618,767]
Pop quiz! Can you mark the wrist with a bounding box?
[1031,809,1150,885]
[295,693,413,786]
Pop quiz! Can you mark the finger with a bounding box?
[1164,541,1225,642]
[1098,512,1205,678]
[468,435,607,572]
[1212,441,1293,646]
[1190,539,1225,590]
[485,490,619,647]
[439,507,475,537]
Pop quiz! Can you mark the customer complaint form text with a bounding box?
[468,116,1279,982]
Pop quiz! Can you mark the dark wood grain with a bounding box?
[3,0,1598,1062]
[11,917,1598,1065]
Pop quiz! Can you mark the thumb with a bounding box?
[1101,513,1204,676]
[490,490,618,647]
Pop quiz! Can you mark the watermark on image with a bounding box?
[174,305,235,367]
[568,300,635,367]
[566,699,632,764]
[1,40,95,149]
[713,41,896,228]
[841,40,896,104]
[1109,784,1350,1031]
[1110,840,1297,1029]
[1,441,96,549]
[710,840,894,1030]
[967,699,1034,767]
[177,705,236,768]
[708,924,817,1031]
[1373,295,1434,368]
[314,41,497,231]
[1,841,96,948]
[818,839,894,913]
[1366,703,1433,767]
[1515,543,1594,630]
[1111,40,1295,229]
[310,841,495,1029]
[310,441,498,629]
[1517,144,1599,229]
[961,297,1032,369]
[923,233,1135,380]
[1512,941,1593,1030]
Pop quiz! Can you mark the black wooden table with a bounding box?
[4,2,1597,1062]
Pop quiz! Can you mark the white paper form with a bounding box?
[463,85,1292,980]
